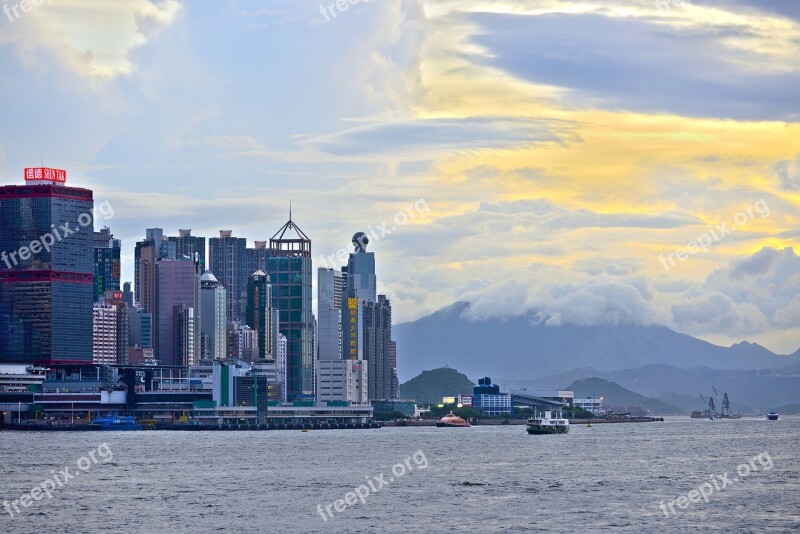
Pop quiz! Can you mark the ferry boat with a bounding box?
[436,411,470,428]
[89,415,142,431]
[526,408,569,435]
[767,412,779,421]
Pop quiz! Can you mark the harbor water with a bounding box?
[1,417,798,533]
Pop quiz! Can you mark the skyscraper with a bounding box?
[200,271,227,360]
[363,295,394,400]
[93,227,121,302]
[169,229,206,272]
[345,231,376,304]
[267,212,313,400]
[341,232,376,362]
[209,230,247,323]
[92,290,129,365]
[156,258,201,366]
[245,270,277,362]
[389,339,399,400]
[317,267,344,361]
[245,241,268,282]
[0,169,93,364]
[92,303,117,365]
[129,305,153,349]
[122,282,133,307]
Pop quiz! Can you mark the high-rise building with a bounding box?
[345,232,376,304]
[245,270,277,362]
[364,295,394,400]
[156,258,201,366]
[267,212,313,400]
[134,228,177,309]
[93,227,121,302]
[122,282,133,307]
[0,169,93,364]
[245,241,268,282]
[169,229,206,272]
[278,333,287,402]
[104,289,130,364]
[129,305,153,349]
[174,304,195,368]
[93,303,118,365]
[209,230,247,323]
[340,232,376,363]
[200,271,227,360]
[92,290,129,365]
[317,268,344,361]
[228,322,259,361]
[389,339,399,400]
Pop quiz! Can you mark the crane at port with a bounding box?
[700,393,717,419]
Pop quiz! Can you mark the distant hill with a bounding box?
[399,367,475,404]
[565,378,683,415]
[394,302,798,381]
[656,391,754,415]
[509,363,800,412]
[771,403,800,415]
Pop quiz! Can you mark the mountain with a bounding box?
[656,391,754,415]
[399,367,475,404]
[394,302,798,381]
[771,403,800,415]
[508,363,800,412]
[565,378,683,415]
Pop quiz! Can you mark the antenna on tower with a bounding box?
[289,199,292,221]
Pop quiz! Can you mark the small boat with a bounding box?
[767,412,779,421]
[527,408,569,435]
[436,411,470,428]
[89,415,142,431]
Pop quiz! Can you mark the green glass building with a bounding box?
[267,215,313,400]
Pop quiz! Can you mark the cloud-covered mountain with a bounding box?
[394,301,799,382]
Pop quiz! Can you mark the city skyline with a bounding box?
[1,1,799,357]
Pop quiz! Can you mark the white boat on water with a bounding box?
[526,408,569,435]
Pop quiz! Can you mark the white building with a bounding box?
[574,397,605,414]
[93,303,118,365]
[316,359,368,404]
[200,271,227,359]
[229,322,258,362]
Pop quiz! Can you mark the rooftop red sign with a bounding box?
[24,168,67,183]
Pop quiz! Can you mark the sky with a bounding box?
[1,0,799,353]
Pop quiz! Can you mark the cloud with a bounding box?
[302,117,561,157]
[773,155,800,191]
[458,272,657,327]
[1,0,183,77]
[478,199,701,230]
[468,11,800,120]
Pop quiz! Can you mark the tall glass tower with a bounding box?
[267,211,313,400]
[209,230,247,323]
[0,171,94,364]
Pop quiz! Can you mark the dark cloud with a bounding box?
[470,12,800,120]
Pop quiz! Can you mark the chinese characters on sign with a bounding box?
[24,168,67,183]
